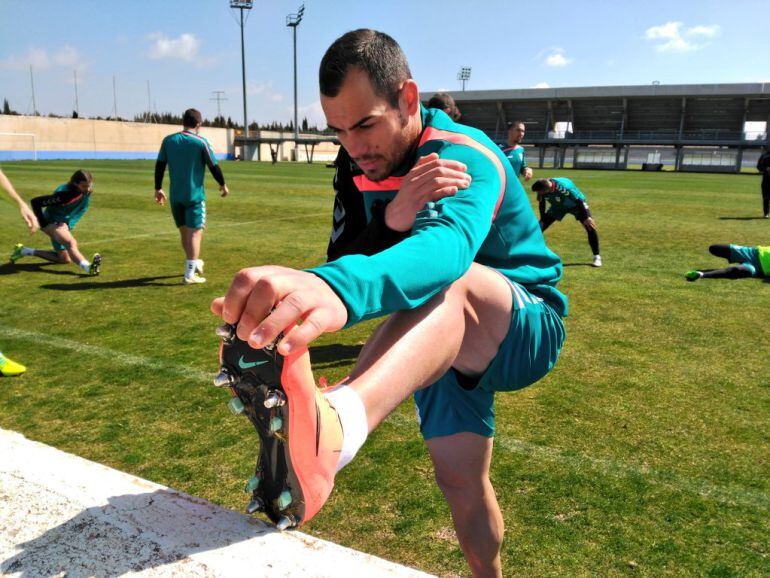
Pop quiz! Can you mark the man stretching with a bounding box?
[532,177,601,267]
[686,244,769,281]
[10,169,100,275]
[212,29,566,577]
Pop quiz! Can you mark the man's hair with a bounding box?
[319,29,412,108]
[427,92,461,120]
[509,120,525,130]
[183,108,202,128]
[69,169,92,186]
[531,179,551,193]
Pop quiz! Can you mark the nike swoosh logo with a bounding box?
[238,356,269,369]
[333,205,345,221]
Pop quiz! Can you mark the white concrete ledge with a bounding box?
[0,429,434,577]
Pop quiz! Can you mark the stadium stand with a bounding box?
[423,83,770,172]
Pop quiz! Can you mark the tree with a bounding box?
[302,117,308,132]
[72,110,79,119]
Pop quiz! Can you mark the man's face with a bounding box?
[508,123,525,145]
[322,67,417,181]
[75,180,92,194]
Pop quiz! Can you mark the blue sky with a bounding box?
[1,0,768,127]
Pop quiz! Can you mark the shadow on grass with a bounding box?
[0,262,81,277]
[0,490,274,577]
[310,343,363,368]
[563,262,595,268]
[718,216,768,221]
[40,275,181,290]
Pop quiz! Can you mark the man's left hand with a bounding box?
[220,184,229,197]
[211,266,348,355]
[523,167,533,181]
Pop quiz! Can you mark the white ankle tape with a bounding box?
[325,385,368,473]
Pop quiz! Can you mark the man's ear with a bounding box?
[400,79,420,116]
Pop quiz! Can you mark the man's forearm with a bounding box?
[209,164,225,187]
[154,160,167,190]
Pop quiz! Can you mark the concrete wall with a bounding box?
[0,115,235,161]
[236,130,339,163]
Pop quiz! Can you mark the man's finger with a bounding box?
[278,309,330,354]
[248,290,307,349]
[237,278,284,343]
[429,186,458,201]
[222,268,271,325]
[211,297,225,317]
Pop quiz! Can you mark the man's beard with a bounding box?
[364,112,412,182]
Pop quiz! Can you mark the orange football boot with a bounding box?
[214,323,343,529]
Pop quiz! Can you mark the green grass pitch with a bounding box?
[0,160,768,576]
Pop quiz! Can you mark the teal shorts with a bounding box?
[414,280,565,440]
[728,244,760,277]
[171,200,206,229]
[546,201,591,223]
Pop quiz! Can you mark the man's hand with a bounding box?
[220,184,229,197]
[154,189,167,206]
[384,153,471,232]
[18,202,38,234]
[523,167,534,181]
[211,266,348,355]
[582,216,597,231]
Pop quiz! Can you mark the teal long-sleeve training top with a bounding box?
[308,107,567,328]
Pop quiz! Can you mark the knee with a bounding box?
[57,251,71,264]
[434,465,485,500]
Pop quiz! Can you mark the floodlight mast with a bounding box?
[231,0,253,143]
[286,4,304,160]
[457,67,471,91]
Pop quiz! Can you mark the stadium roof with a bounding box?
[421,83,770,145]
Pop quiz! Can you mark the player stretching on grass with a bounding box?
[532,177,602,267]
[685,244,770,281]
[212,29,566,578]
[10,169,100,276]
[154,108,229,284]
[1,167,37,376]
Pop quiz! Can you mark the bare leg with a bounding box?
[427,433,504,578]
[342,264,512,577]
[33,224,86,264]
[180,226,203,260]
[347,263,513,431]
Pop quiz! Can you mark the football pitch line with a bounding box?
[80,211,329,247]
[3,322,768,513]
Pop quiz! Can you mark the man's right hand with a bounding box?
[154,189,167,206]
[384,153,471,232]
[19,202,39,234]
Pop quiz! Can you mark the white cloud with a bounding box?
[0,45,87,71]
[294,101,326,129]
[532,82,550,89]
[247,80,284,102]
[544,49,571,67]
[644,21,720,52]
[687,25,720,38]
[146,33,200,61]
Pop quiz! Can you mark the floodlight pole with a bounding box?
[231,1,253,144]
[73,70,80,117]
[29,66,37,116]
[287,4,304,160]
[457,66,471,91]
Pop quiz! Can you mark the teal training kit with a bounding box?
[314,107,567,439]
[156,130,219,204]
[503,144,528,177]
